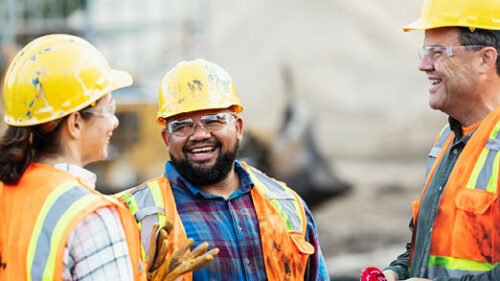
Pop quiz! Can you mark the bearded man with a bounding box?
[118,59,329,281]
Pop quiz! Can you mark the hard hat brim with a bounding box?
[109,69,133,92]
[403,19,434,32]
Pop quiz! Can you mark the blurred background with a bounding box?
[0,0,448,279]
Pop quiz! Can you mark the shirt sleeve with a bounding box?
[62,206,134,281]
[383,217,412,280]
[302,199,331,281]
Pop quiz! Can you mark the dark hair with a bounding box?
[457,27,500,75]
[0,109,94,185]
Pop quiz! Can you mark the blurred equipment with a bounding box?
[239,65,351,208]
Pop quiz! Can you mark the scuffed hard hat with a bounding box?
[157,59,243,125]
[3,34,132,126]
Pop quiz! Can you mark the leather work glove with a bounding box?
[146,223,220,281]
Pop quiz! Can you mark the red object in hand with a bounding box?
[360,267,387,281]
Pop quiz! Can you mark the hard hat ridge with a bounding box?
[156,58,243,126]
[404,0,500,31]
[3,34,132,126]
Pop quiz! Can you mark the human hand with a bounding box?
[146,223,220,281]
[382,270,399,281]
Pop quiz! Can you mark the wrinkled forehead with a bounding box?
[423,27,461,46]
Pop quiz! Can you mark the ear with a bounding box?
[235,116,243,142]
[478,47,498,73]
[161,128,171,148]
[65,112,84,140]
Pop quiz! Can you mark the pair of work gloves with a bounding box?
[145,222,220,281]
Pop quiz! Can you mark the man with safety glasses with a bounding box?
[118,59,329,281]
[381,0,500,280]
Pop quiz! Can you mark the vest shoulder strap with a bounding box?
[245,165,306,233]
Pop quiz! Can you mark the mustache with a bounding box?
[182,139,221,153]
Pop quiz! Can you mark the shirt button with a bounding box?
[453,149,458,155]
[438,185,443,191]
[244,258,251,265]
[430,226,433,233]
[237,226,242,231]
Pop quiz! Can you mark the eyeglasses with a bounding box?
[167,113,237,137]
[80,99,117,118]
[418,45,485,61]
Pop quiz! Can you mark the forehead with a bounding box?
[168,108,233,122]
[423,27,460,46]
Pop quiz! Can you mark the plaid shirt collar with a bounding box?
[52,163,97,189]
[163,160,254,199]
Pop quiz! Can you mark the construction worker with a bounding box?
[0,34,216,281]
[382,0,500,280]
[117,59,330,281]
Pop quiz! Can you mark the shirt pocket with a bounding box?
[289,232,315,255]
[453,188,497,262]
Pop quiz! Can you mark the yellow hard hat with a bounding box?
[157,59,243,125]
[404,0,500,32]
[3,34,132,126]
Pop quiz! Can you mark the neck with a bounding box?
[198,166,240,199]
[452,78,500,126]
[38,154,83,167]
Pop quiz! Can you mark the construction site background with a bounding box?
[0,0,445,279]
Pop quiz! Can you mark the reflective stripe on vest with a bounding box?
[246,167,304,233]
[428,256,500,278]
[121,181,166,260]
[423,124,451,185]
[412,115,500,278]
[27,180,98,281]
[466,119,500,192]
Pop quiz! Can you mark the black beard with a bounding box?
[170,141,239,186]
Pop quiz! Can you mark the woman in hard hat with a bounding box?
[0,34,144,281]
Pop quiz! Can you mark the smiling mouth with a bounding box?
[430,78,442,86]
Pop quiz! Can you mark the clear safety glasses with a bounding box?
[80,99,117,118]
[167,113,237,137]
[418,45,485,61]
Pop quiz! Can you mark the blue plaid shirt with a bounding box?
[164,160,330,281]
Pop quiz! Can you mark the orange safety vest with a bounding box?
[119,162,315,281]
[0,163,145,281]
[411,107,500,278]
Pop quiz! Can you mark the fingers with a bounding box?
[172,238,194,261]
[162,220,173,234]
[146,223,160,272]
[187,248,219,272]
[152,237,172,272]
[186,242,208,259]
[166,247,220,280]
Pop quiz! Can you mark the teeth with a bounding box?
[191,147,213,153]
[430,79,441,86]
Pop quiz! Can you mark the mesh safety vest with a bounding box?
[411,109,500,278]
[119,162,315,281]
[0,163,145,281]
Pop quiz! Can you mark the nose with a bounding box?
[418,55,434,72]
[188,122,211,140]
[111,114,119,130]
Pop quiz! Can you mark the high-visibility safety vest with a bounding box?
[411,107,500,278]
[119,161,315,281]
[0,163,145,281]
